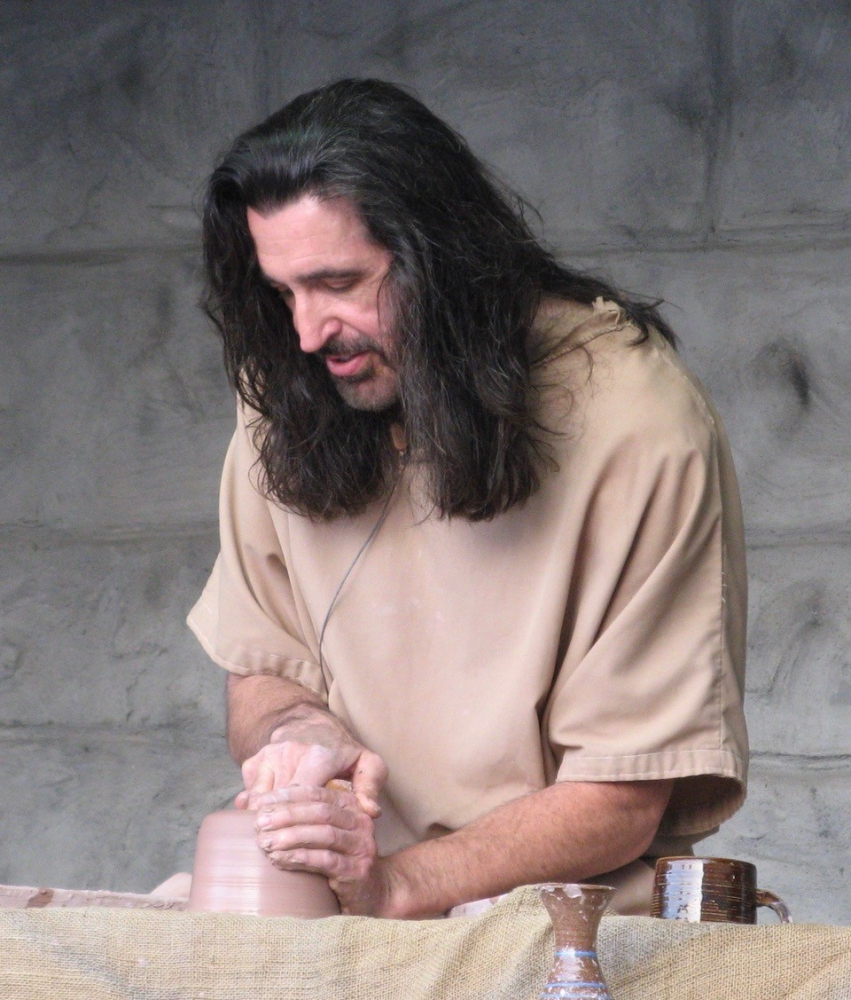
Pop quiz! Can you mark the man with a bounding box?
[189,79,748,918]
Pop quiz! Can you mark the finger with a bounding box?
[254,783,329,811]
[241,742,308,798]
[256,796,362,834]
[268,846,365,880]
[247,759,277,797]
[254,782,361,818]
[257,793,338,830]
[240,754,260,791]
[240,748,278,800]
[351,750,388,817]
[259,821,366,858]
[238,753,262,809]
[244,763,290,810]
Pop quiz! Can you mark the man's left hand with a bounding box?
[254,783,391,915]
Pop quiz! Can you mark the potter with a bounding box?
[187,79,748,918]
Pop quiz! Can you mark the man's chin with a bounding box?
[333,375,400,413]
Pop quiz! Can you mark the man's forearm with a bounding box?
[226,673,329,764]
[377,778,673,918]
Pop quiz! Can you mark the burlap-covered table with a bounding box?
[1,885,849,998]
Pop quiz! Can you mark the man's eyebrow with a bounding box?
[263,267,366,288]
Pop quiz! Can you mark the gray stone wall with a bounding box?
[1,1,848,922]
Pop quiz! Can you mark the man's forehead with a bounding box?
[246,196,391,282]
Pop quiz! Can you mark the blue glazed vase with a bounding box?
[537,883,614,999]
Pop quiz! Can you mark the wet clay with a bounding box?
[187,809,340,917]
[0,884,187,910]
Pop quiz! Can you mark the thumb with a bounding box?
[351,750,388,818]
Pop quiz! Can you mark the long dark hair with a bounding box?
[202,79,675,521]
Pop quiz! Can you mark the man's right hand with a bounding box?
[226,672,388,817]
[236,730,387,818]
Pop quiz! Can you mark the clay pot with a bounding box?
[186,809,340,918]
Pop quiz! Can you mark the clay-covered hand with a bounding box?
[236,708,388,818]
[253,783,391,915]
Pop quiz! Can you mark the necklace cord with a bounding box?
[316,472,401,699]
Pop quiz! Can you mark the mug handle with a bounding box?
[755,889,792,923]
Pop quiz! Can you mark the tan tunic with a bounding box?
[188,298,748,913]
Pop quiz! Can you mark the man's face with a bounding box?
[247,195,399,412]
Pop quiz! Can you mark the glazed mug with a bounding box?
[651,856,791,924]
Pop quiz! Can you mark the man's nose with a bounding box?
[290,297,342,354]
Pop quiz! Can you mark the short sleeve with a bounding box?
[186,402,326,698]
[544,338,748,837]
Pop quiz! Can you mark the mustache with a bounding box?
[319,334,392,364]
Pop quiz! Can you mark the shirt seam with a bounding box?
[651,335,728,760]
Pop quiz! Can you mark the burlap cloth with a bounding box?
[0,885,849,998]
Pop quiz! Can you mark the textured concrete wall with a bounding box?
[1,1,848,922]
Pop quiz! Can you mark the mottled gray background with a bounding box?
[1,1,848,923]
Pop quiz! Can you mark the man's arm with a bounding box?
[374,777,673,917]
[226,673,387,814]
[229,674,672,917]
[227,673,326,763]
[254,774,673,917]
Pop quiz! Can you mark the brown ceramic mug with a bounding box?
[186,809,340,918]
[651,856,791,924]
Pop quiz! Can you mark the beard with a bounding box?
[319,333,401,412]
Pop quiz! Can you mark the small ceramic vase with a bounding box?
[186,808,340,918]
[537,883,614,1000]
